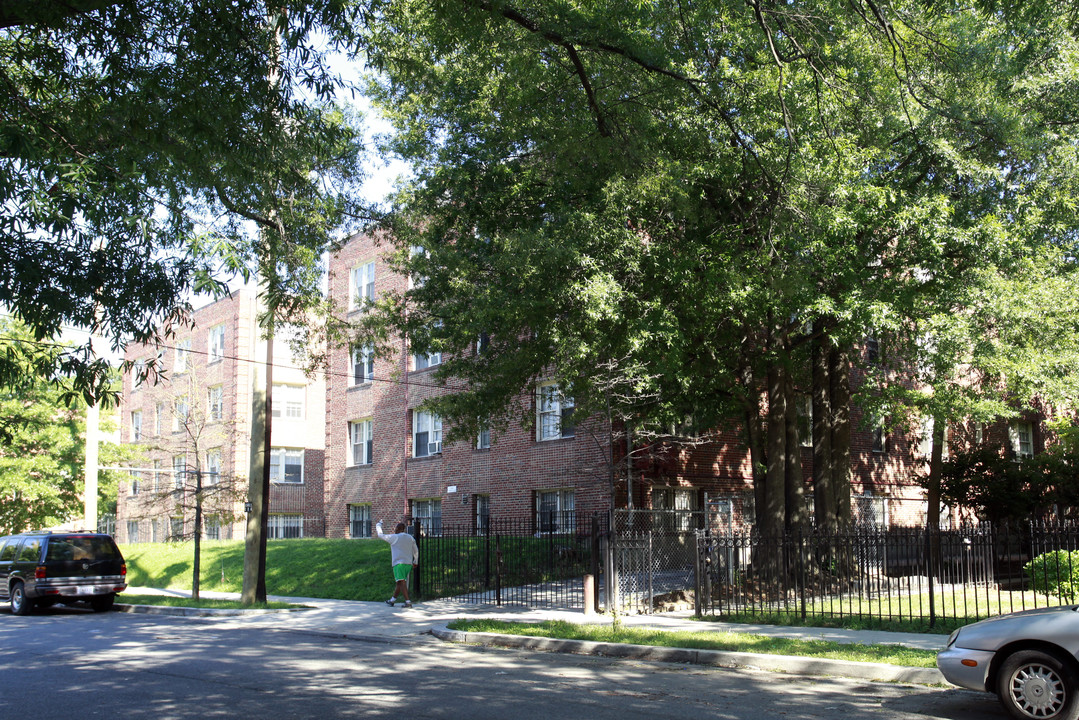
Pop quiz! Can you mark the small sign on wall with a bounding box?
[446,485,457,494]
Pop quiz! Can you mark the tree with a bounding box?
[0,0,369,405]
[122,369,246,600]
[0,318,124,533]
[356,0,1079,543]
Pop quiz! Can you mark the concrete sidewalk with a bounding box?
[118,587,948,685]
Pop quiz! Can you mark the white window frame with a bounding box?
[412,498,442,536]
[1010,421,1034,459]
[270,447,304,484]
[174,339,190,374]
[132,358,145,391]
[174,395,190,432]
[208,324,225,362]
[208,386,224,422]
[349,419,373,466]
[268,514,304,539]
[128,471,140,496]
[536,489,575,534]
[155,402,165,435]
[350,345,375,386]
[272,384,305,420]
[537,383,575,441]
[349,504,372,538]
[653,487,699,532]
[127,521,140,543]
[131,411,142,442]
[413,411,442,457]
[172,454,186,490]
[350,261,375,311]
[477,426,491,450]
[205,449,221,486]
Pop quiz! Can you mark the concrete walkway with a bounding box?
[118,587,949,685]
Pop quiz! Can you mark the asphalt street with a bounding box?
[0,600,999,720]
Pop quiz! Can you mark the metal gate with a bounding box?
[607,510,702,614]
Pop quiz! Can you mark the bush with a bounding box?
[1025,550,1079,600]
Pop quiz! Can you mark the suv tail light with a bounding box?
[121,562,127,577]
[35,565,46,579]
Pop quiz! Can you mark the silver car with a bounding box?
[938,605,1079,720]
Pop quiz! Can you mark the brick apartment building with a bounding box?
[320,232,991,538]
[115,287,326,543]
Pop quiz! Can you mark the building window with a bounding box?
[653,487,699,532]
[152,519,160,543]
[350,261,375,311]
[414,348,441,371]
[174,395,190,432]
[1010,421,1034,459]
[272,384,305,420]
[172,455,186,490]
[204,518,221,541]
[349,419,373,466]
[152,460,163,492]
[132,358,145,391]
[270,448,304,483]
[412,411,442,458]
[474,494,490,535]
[536,489,575,533]
[131,411,142,442]
[174,339,190,374]
[537,383,575,441]
[155,402,165,435]
[208,324,225,363]
[412,499,442,536]
[349,504,372,538]
[169,516,184,540]
[129,471,140,496]
[856,493,888,529]
[268,514,304,539]
[866,336,880,365]
[871,414,886,454]
[477,426,491,450]
[127,521,139,544]
[350,345,375,386]
[205,449,221,486]
[476,332,490,355]
[208,386,224,422]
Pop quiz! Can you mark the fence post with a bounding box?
[495,532,503,606]
[925,525,936,630]
[799,528,807,622]
[413,518,423,599]
[591,514,601,614]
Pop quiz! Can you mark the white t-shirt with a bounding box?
[376,524,419,567]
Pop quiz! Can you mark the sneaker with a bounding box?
[403,602,412,609]
[385,598,395,607]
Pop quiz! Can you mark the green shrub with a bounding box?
[1025,550,1079,600]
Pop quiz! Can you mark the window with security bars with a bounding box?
[652,487,699,531]
[474,495,490,535]
[349,504,372,538]
[535,489,575,534]
[268,514,303,539]
[349,420,373,466]
[411,499,442,536]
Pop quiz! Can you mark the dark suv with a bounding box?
[0,532,127,615]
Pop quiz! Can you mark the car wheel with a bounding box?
[10,582,34,616]
[90,594,114,613]
[998,649,1079,720]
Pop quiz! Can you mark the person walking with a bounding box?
[375,520,418,608]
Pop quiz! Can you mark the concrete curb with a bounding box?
[114,603,309,618]
[431,627,945,685]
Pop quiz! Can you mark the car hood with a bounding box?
[954,606,1079,652]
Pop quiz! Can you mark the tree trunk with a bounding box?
[742,365,767,528]
[193,467,202,602]
[829,347,852,528]
[812,332,836,531]
[784,373,806,532]
[764,362,787,538]
[926,416,945,530]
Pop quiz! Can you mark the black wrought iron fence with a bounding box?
[696,523,1079,628]
[413,514,606,609]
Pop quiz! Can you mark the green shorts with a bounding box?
[393,563,413,582]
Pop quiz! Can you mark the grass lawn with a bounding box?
[446,619,940,668]
[119,538,396,602]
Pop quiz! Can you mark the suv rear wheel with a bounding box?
[90,594,114,613]
[10,581,34,616]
